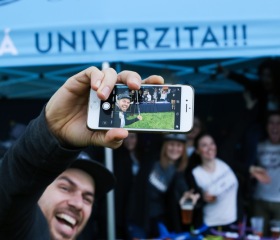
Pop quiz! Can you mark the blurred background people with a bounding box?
[220,59,280,167]
[186,116,205,159]
[222,58,280,121]
[113,133,143,239]
[0,121,26,158]
[249,111,280,236]
[183,116,206,228]
[190,132,240,232]
[124,133,199,239]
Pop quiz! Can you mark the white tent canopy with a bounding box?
[1,0,280,98]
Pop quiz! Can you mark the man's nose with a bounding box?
[68,193,83,209]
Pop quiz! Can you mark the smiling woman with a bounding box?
[190,132,239,231]
[119,133,200,239]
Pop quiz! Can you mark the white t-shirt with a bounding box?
[192,159,238,227]
[253,140,280,202]
[160,91,167,101]
[119,112,125,128]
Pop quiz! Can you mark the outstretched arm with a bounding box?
[0,67,163,236]
[45,67,163,149]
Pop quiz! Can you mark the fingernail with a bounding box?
[101,86,110,98]
[134,78,141,88]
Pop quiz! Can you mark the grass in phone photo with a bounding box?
[126,112,175,129]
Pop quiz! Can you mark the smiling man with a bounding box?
[39,168,94,239]
[38,152,114,240]
[0,66,164,240]
[113,92,143,128]
[0,143,115,240]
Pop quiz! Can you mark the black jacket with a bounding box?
[126,157,189,235]
[113,108,139,128]
[0,110,81,239]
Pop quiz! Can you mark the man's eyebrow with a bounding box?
[57,176,75,186]
[57,176,94,197]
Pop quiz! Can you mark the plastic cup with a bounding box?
[250,217,264,237]
[271,227,280,239]
[181,200,194,225]
[270,220,280,239]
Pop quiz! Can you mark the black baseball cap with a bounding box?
[69,151,116,198]
[163,133,187,143]
[118,92,131,100]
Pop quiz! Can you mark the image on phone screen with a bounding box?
[97,85,184,131]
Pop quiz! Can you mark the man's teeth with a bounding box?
[57,213,77,226]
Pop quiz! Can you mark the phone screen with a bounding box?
[98,85,182,130]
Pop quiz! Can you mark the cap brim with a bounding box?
[70,159,116,198]
[163,134,187,143]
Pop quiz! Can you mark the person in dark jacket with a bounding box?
[0,66,164,239]
[223,59,280,122]
[125,133,200,239]
[220,59,280,166]
[113,132,143,239]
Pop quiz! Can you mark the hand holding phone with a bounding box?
[87,84,194,133]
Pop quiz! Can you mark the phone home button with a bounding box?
[102,102,111,110]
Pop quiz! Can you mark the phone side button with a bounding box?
[186,104,188,112]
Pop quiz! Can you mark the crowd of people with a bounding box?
[127,86,174,103]
[0,59,280,240]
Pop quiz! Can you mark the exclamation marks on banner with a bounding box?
[233,25,237,45]
[223,26,228,46]
[242,25,247,45]
[222,25,247,46]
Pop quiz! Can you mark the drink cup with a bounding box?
[250,217,264,237]
[271,227,280,239]
[270,220,280,239]
[180,200,194,225]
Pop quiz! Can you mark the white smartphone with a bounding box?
[87,84,194,133]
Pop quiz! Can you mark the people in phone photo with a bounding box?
[113,91,143,128]
[88,84,194,132]
[159,87,169,102]
[146,90,152,102]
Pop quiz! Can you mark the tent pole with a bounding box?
[102,62,116,240]
[104,147,115,240]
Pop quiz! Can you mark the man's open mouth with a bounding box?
[56,213,77,229]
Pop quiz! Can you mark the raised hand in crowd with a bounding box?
[249,166,271,184]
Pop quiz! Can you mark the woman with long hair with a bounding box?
[125,133,199,239]
[191,132,239,231]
